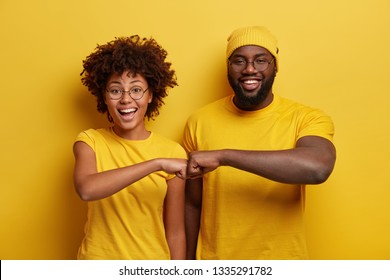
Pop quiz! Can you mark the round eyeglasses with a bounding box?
[106,86,149,100]
[229,57,275,72]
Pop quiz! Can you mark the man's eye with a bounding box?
[233,59,246,65]
[255,59,267,64]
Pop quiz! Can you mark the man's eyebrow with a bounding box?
[231,53,269,58]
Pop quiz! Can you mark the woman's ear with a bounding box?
[148,92,153,103]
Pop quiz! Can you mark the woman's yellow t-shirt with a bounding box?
[75,128,186,260]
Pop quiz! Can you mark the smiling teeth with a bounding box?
[120,108,136,113]
[243,80,258,84]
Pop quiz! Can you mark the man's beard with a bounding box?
[228,71,276,109]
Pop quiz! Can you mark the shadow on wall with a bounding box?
[57,160,87,259]
[73,85,108,130]
[63,86,108,259]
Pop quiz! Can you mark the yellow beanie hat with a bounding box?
[226,26,279,69]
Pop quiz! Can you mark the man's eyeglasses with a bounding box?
[229,57,275,72]
[106,86,149,100]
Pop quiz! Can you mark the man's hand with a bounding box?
[186,150,223,178]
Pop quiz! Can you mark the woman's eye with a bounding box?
[110,88,122,94]
[132,87,142,93]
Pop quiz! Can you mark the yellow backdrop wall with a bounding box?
[1,0,389,259]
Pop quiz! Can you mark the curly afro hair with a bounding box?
[81,35,178,121]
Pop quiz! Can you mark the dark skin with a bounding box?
[185,45,336,259]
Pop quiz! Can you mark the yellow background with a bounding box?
[1,0,389,259]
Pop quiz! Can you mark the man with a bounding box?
[183,26,336,260]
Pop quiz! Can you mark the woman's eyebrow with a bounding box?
[108,79,143,85]
[130,80,143,84]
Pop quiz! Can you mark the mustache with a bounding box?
[227,72,275,107]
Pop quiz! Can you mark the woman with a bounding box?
[73,35,186,259]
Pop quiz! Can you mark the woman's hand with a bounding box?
[159,158,188,179]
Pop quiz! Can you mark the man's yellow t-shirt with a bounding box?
[75,128,186,259]
[183,94,334,259]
